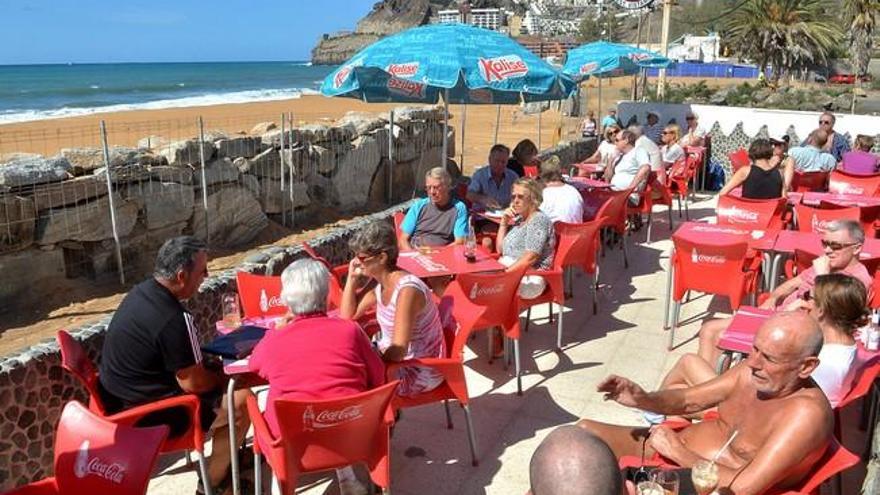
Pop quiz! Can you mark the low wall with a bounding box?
[0,138,594,489]
[0,106,453,314]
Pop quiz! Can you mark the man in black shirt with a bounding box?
[99,236,249,494]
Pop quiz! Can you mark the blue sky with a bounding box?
[0,0,377,64]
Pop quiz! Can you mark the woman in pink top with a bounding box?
[340,220,445,396]
[841,134,879,175]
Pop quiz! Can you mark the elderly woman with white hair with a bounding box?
[247,258,386,445]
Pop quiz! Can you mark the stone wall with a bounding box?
[0,136,594,489]
[0,106,453,314]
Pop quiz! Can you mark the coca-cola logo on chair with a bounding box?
[717,206,759,224]
[302,404,364,430]
[690,248,726,265]
[74,440,126,484]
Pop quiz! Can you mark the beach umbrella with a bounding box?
[320,23,576,163]
[561,41,673,119]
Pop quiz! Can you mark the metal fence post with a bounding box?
[198,117,210,245]
[99,120,126,285]
[279,113,287,227]
[288,111,296,228]
[388,110,394,205]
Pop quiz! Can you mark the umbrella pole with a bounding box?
[442,89,449,170]
[460,104,467,171]
[598,78,603,131]
[538,110,543,151]
[493,105,501,145]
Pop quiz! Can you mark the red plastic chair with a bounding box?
[56,331,211,492]
[783,248,818,279]
[834,357,880,442]
[791,171,830,193]
[793,203,860,234]
[236,271,287,318]
[729,148,750,173]
[596,188,634,269]
[626,171,674,243]
[0,401,169,495]
[717,195,788,231]
[300,242,347,309]
[444,266,527,394]
[669,238,761,349]
[385,299,479,466]
[392,210,405,237]
[818,201,880,239]
[828,169,880,196]
[247,380,400,495]
[666,156,695,219]
[683,145,707,193]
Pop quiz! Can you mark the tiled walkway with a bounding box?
[148,195,868,494]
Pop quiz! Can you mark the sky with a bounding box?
[0,0,378,65]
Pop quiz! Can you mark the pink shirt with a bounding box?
[782,262,873,308]
[248,314,385,440]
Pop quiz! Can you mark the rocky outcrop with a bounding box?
[190,186,268,248]
[0,156,71,188]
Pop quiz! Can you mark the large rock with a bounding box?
[239,148,284,179]
[193,158,239,188]
[0,196,36,252]
[251,122,277,135]
[214,136,263,160]
[190,186,268,248]
[254,179,310,213]
[0,156,71,188]
[260,129,283,149]
[298,124,355,144]
[126,182,195,229]
[60,146,151,176]
[158,138,215,166]
[337,112,387,135]
[393,106,444,123]
[150,165,193,185]
[36,193,138,245]
[333,135,382,210]
[309,144,336,175]
[30,175,109,211]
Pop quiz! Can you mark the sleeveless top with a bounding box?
[375,274,445,396]
[741,164,783,199]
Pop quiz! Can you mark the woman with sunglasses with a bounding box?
[646,272,867,425]
[497,178,555,299]
[574,125,620,177]
[340,220,445,397]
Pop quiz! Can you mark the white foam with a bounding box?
[0,87,322,125]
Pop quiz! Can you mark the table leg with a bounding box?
[663,249,675,330]
[227,377,240,495]
[769,253,783,292]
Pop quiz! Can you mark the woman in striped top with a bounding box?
[340,220,445,396]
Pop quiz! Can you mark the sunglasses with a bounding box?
[662,131,673,135]
[819,120,832,125]
[355,252,380,263]
[511,193,528,200]
[686,117,695,121]
[821,240,859,251]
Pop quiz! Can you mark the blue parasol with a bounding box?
[561,40,672,81]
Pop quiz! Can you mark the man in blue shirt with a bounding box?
[789,129,837,173]
[467,144,519,210]
[400,167,469,250]
[601,109,619,132]
[801,111,850,162]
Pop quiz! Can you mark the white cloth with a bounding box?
[680,126,707,147]
[598,140,620,169]
[661,143,685,166]
[812,343,857,407]
[499,255,547,299]
[540,183,585,224]
[636,135,662,171]
[611,147,651,191]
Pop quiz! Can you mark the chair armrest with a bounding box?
[0,479,59,495]
[385,357,461,382]
[245,392,280,454]
[106,394,202,430]
[525,268,562,278]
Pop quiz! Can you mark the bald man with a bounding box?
[529,425,622,495]
[579,312,833,495]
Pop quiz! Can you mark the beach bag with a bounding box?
[706,158,725,191]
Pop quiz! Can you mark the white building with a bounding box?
[436,8,505,31]
[437,10,462,24]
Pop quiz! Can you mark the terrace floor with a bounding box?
[147,194,869,494]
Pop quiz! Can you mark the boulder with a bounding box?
[0,156,71,188]
[60,146,146,176]
[337,112,387,135]
[214,136,263,159]
[240,174,260,198]
[709,88,730,106]
[190,186,268,248]
[260,129,283,149]
[255,179,310,213]
[305,172,339,207]
[193,158,239,188]
[0,196,36,252]
[30,175,109,211]
[239,148,284,179]
[158,138,215,166]
[36,193,138,245]
[299,124,354,144]
[251,122,277,135]
[309,144,336,175]
[149,165,193,185]
[332,135,382,210]
[126,182,195,229]
[394,106,444,123]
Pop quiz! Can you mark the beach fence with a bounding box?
[0,107,458,298]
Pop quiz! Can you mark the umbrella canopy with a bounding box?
[562,41,672,81]
[321,23,575,104]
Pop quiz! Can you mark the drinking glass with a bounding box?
[636,481,665,495]
[691,460,719,495]
[222,293,241,329]
[651,469,679,495]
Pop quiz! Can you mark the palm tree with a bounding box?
[844,0,880,77]
[725,0,843,84]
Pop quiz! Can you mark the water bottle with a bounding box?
[868,310,880,351]
[465,220,477,262]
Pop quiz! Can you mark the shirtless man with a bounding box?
[579,312,832,495]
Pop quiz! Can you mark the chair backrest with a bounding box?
[57,330,106,414]
[523,165,539,178]
[300,242,344,308]
[272,380,399,481]
[791,171,830,193]
[794,203,861,234]
[729,148,750,173]
[581,188,614,222]
[596,188,631,232]
[235,271,287,318]
[790,436,860,494]
[392,211,405,236]
[553,220,603,273]
[446,266,527,352]
[829,169,880,196]
[837,356,880,410]
[716,195,785,231]
[54,401,168,495]
[672,237,751,304]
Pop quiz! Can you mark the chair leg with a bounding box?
[667,205,674,232]
[592,267,600,315]
[462,404,479,467]
[668,301,681,350]
[524,307,531,333]
[677,196,682,218]
[186,450,193,467]
[195,451,212,495]
[556,302,564,350]
[548,302,555,324]
[254,451,262,495]
[684,198,690,220]
[646,212,653,243]
[514,338,522,396]
[443,400,453,429]
[621,233,629,269]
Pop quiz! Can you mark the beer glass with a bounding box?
[651,469,679,494]
[691,460,719,495]
[222,293,241,329]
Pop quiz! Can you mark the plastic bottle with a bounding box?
[465,220,477,262]
[259,288,269,314]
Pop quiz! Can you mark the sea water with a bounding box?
[0,61,337,124]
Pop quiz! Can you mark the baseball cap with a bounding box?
[769,135,790,145]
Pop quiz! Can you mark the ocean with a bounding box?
[0,61,337,124]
